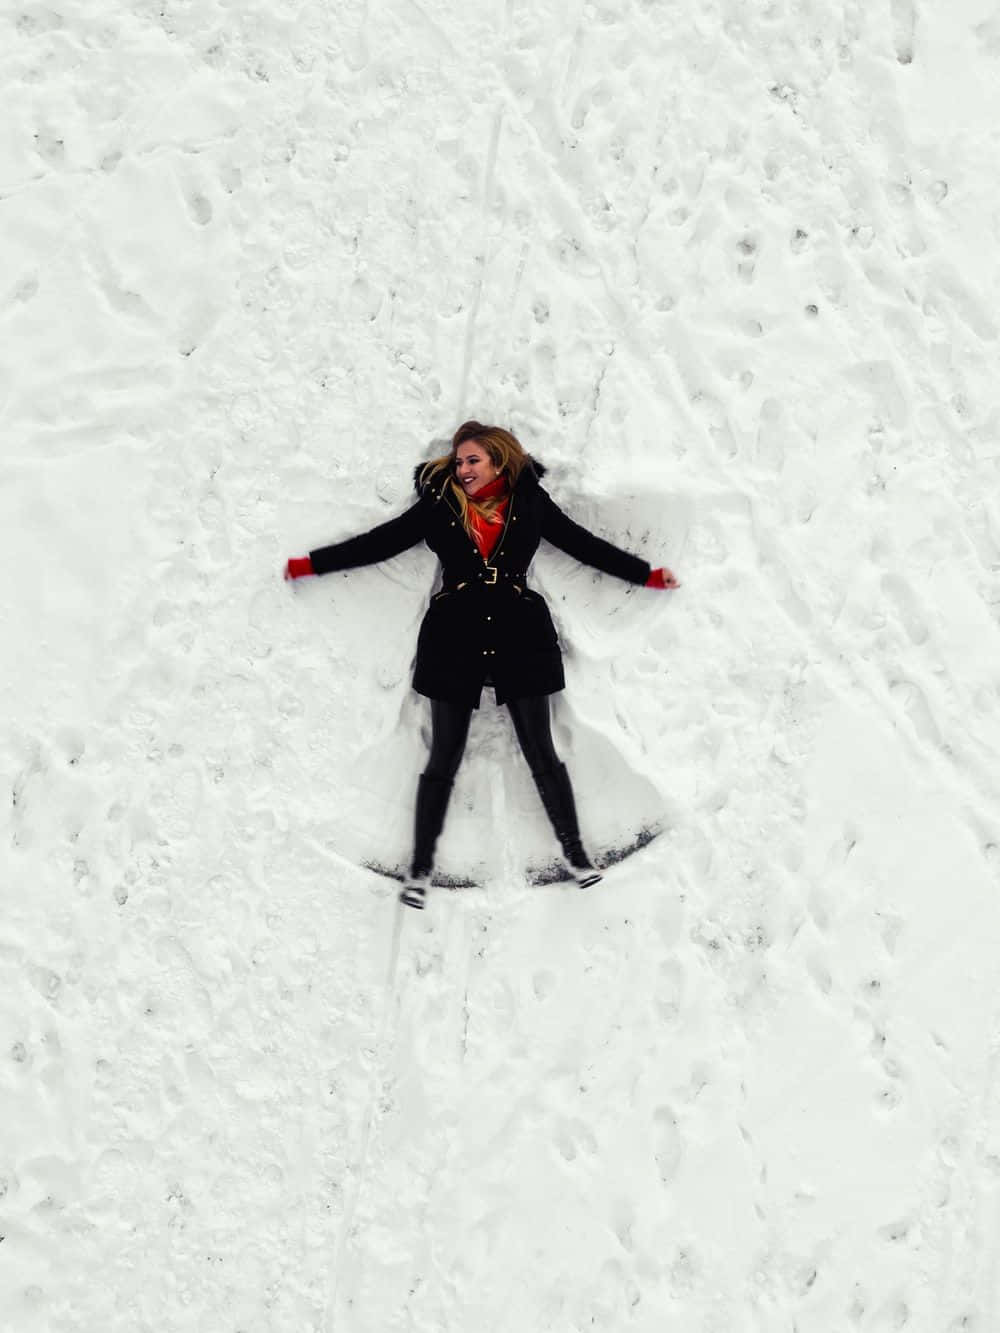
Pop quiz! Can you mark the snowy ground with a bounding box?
[3,0,1000,1329]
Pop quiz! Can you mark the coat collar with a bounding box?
[413,456,546,500]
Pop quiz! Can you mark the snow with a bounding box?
[2,0,1000,1329]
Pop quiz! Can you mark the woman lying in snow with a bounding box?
[285,421,679,909]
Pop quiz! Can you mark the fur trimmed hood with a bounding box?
[413,456,547,499]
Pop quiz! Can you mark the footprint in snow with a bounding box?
[652,1105,681,1185]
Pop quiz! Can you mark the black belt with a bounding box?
[443,566,528,593]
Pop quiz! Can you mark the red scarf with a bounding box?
[467,475,510,559]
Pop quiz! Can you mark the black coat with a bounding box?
[309,459,651,707]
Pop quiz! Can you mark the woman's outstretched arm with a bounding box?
[286,501,425,579]
[538,489,656,585]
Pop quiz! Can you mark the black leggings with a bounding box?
[424,695,561,781]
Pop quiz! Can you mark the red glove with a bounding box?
[646,567,679,589]
[284,556,315,581]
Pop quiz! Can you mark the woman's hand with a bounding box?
[646,567,679,590]
[284,556,315,580]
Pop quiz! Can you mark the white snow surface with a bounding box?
[3,0,1000,1329]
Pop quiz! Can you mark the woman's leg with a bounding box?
[505,693,560,777]
[506,695,601,887]
[401,699,473,908]
[424,698,474,781]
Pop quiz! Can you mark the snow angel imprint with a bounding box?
[285,421,679,909]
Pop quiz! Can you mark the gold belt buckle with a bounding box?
[483,566,498,585]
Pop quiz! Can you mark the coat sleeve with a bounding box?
[309,500,425,575]
[538,488,651,586]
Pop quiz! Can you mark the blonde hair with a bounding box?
[419,421,530,537]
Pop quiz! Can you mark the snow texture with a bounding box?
[2,0,1000,1329]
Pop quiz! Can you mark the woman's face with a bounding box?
[454,441,497,496]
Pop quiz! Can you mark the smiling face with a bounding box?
[454,440,498,496]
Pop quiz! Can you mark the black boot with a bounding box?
[532,763,603,889]
[399,773,453,909]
